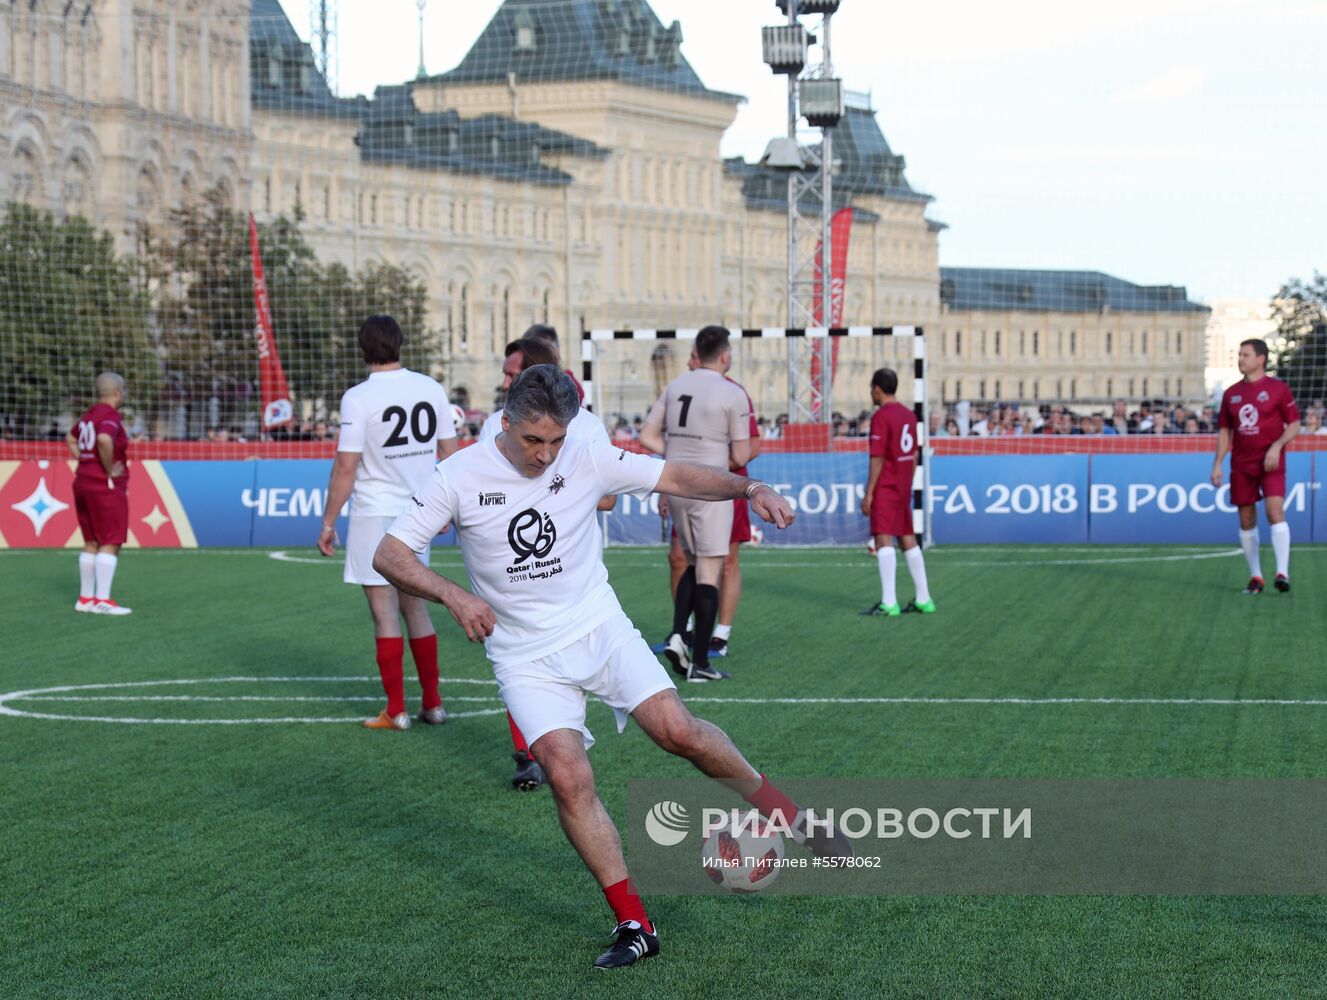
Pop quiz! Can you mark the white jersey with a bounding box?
[387,431,663,666]
[337,368,456,518]
[479,406,611,448]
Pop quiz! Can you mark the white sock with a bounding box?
[713,623,732,641]
[94,553,118,601]
[1270,522,1290,578]
[78,553,95,599]
[876,547,897,607]
[904,546,931,604]
[1238,528,1261,578]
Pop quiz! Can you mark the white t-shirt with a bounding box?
[387,431,664,666]
[479,406,611,448]
[338,368,456,518]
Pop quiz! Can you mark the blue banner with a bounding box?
[144,453,1321,548]
[162,461,258,547]
[1088,453,1315,544]
[928,455,1090,544]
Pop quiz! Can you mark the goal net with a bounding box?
[581,326,927,547]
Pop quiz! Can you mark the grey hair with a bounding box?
[505,364,579,427]
[95,372,125,397]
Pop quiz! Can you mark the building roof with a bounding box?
[250,0,363,120]
[249,1,605,185]
[359,87,607,186]
[431,0,740,104]
[940,268,1210,314]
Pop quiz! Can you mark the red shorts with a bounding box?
[731,498,751,544]
[73,478,129,546]
[870,487,914,539]
[1230,466,1286,507]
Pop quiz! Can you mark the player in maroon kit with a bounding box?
[860,367,933,616]
[64,372,132,615]
[1211,338,1300,593]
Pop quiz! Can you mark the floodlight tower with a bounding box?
[309,0,338,94]
[416,0,429,80]
[762,0,844,423]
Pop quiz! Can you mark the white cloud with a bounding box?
[1110,66,1208,105]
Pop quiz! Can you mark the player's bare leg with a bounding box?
[1237,504,1264,593]
[1265,495,1291,591]
[712,541,742,656]
[362,585,410,729]
[398,592,446,723]
[529,728,658,968]
[632,690,851,857]
[667,533,686,599]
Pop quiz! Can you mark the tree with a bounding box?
[147,186,435,436]
[1270,271,1327,405]
[0,203,156,437]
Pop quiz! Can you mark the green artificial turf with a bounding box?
[1,544,1325,998]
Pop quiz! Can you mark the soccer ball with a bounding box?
[700,812,784,893]
[748,525,764,545]
[450,403,467,431]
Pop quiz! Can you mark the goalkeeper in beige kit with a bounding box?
[640,326,752,682]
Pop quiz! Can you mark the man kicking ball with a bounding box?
[373,365,846,969]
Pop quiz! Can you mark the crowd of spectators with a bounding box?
[11,398,1327,445]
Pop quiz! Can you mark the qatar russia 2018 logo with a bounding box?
[507,508,557,565]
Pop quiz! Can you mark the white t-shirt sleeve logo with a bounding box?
[386,467,456,553]
[337,391,366,453]
[589,439,664,498]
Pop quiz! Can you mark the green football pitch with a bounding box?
[3,544,1326,998]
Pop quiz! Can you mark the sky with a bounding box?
[278,0,1327,305]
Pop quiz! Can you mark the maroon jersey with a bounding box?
[73,403,129,483]
[869,402,918,494]
[1219,376,1299,472]
[725,377,759,477]
[564,369,586,405]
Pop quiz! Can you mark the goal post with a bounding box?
[581,326,928,547]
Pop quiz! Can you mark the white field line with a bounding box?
[8,675,1327,726]
[260,548,1263,570]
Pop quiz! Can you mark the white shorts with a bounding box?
[344,515,429,586]
[495,612,676,751]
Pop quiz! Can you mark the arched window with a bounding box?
[62,153,92,217]
[12,143,41,204]
[459,284,469,349]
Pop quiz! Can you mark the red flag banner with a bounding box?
[811,207,854,417]
[249,213,294,429]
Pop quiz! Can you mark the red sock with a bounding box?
[743,774,800,826]
[375,637,406,716]
[507,711,528,753]
[603,878,652,933]
[409,633,442,710]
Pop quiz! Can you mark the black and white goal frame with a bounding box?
[580,326,929,543]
